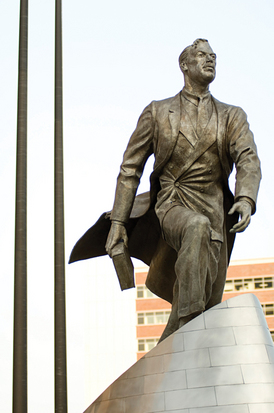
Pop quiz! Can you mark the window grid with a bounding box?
[261,303,274,316]
[137,285,158,299]
[137,311,171,325]
[224,276,274,293]
[138,338,159,352]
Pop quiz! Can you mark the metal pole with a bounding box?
[54,0,67,411]
[13,0,28,412]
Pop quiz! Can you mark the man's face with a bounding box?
[182,42,216,86]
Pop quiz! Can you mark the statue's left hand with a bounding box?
[228,200,252,233]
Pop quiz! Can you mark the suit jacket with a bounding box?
[70,91,261,306]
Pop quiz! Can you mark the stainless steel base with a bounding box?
[85,294,274,413]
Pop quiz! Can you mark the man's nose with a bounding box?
[206,54,213,62]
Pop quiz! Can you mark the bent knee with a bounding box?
[185,214,211,235]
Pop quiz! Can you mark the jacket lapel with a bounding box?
[153,93,231,180]
[179,106,199,147]
[168,94,181,146]
[212,97,231,179]
[153,93,181,175]
[176,107,218,178]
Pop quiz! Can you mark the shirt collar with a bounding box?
[181,87,211,107]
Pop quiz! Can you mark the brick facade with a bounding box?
[136,258,274,360]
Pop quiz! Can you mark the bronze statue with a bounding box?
[70,39,261,342]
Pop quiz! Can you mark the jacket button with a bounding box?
[200,188,204,193]
[174,182,180,188]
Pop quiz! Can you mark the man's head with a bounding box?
[179,39,216,87]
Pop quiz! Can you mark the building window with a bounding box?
[224,276,274,293]
[270,331,274,342]
[137,285,157,299]
[138,338,159,352]
[261,303,274,316]
[137,311,171,325]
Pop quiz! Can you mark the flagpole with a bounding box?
[54,0,67,411]
[13,0,28,411]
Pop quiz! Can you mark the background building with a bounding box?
[135,258,274,360]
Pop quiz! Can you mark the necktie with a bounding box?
[197,97,209,138]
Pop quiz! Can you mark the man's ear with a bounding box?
[180,62,187,73]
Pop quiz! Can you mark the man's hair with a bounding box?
[178,38,209,69]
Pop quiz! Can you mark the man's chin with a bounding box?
[203,72,215,83]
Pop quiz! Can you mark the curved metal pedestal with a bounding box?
[85,294,274,412]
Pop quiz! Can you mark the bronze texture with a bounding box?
[70,39,261,341]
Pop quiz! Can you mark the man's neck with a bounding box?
[184,79,210,98]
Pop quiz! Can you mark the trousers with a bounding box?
[162,205,221,319]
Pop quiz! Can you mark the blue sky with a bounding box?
[1,1,274,411]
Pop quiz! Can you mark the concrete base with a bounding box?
[84,294,274,412]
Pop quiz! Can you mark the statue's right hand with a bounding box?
[105,221,128,258]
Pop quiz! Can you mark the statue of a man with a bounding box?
[70,39,261,342]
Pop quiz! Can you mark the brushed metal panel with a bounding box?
[184,327,235,351]
[210,344,269,366]
[164,348,211,371]
[241,363,274,383]
[216,383,274,405]
[187,365,243,388]
[233,325,273,345]
[165,387,216,410]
